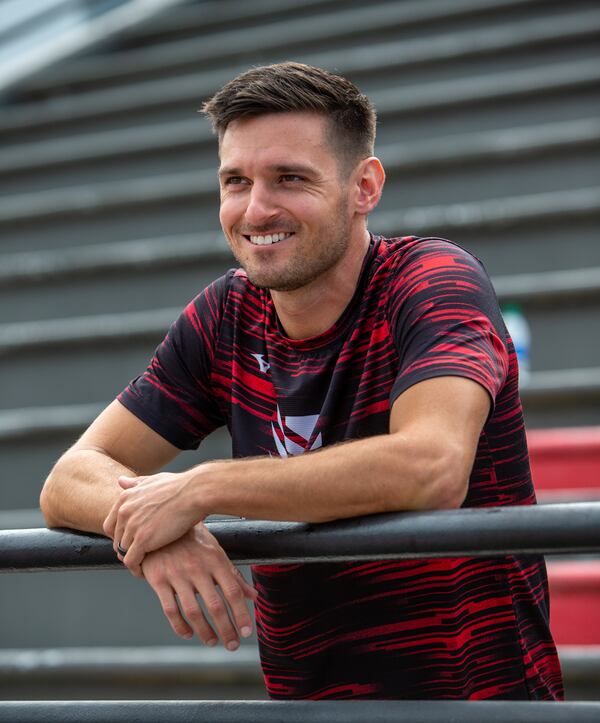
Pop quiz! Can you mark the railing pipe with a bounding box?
[2,503,600,572]
[1,700,600,723]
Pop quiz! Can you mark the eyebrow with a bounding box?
[218,163,319,179]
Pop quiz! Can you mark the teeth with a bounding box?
[249,232,292,245]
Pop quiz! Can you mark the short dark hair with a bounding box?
[201,62,376,174]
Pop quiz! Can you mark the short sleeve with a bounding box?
[387,239,509,407]
[118,273,233,449]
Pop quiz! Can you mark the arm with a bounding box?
[105,374,490,569]
[40,399,257,650]
[40,399,181,532]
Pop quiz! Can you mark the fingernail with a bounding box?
[241,626,252,638]
[227,640,239,651]
[183,632,193,640]
[207,638,218,647]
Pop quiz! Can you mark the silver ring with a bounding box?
[117,543,128,556]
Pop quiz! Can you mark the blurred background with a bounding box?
[1,0,599,702]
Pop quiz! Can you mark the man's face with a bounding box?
[218,112,355,292]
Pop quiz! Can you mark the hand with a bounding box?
[103,470,203,575]
[141,524,258,650]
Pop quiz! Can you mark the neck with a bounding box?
[271,228,371,340]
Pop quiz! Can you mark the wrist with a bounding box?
[188,461,225,519]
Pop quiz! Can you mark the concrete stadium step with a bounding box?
[0,643,593,699]
[1,12,598,144]
[0,644,267,700]
[117,0,531,50]
[116,0,598,52]
[0,232,229,322]
[17,0,579,98]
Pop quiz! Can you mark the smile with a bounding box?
[247,232,294,246]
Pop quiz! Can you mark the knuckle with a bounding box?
[205,596,225,614]
[183,605,202,621]
[162,602,179,617]
[221,583,243,601]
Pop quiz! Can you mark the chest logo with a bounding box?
[251,353,271,374]
[271,405,322,457]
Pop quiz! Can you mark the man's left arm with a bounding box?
[105,374,489,574]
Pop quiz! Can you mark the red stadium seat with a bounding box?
[528,427,600,644]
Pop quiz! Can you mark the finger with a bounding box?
[112,498,134,557]
[123,541,145,578]
[236,569,259,600]
[215,567,255,640]
[176,586,218,647]
[195,576,240,651]
[112,515,127,557]
[118,475,139,489]
[103,502,118,540]
[152,583,193,640]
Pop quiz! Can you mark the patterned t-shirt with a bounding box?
[119,235,564,700]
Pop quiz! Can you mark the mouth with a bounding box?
[244,232,294,246]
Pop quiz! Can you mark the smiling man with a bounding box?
[40,62,563,700]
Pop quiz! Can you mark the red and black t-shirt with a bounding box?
[119,235,564,700]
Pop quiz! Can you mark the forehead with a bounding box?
[218,112,335,170]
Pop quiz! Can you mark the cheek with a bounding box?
[219,197,239,232]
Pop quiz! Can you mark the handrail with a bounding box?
[2,503,600,572]
[1,700,600,722]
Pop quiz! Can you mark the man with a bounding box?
[40,62,563,700]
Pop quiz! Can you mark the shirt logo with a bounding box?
[271,405,322,457]
[251,353,271,374]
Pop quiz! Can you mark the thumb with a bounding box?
[118,475,139,489]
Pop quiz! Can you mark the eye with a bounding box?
[223,176,249,186]
[280,174,304,183]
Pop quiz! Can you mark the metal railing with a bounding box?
[3,502,600,569]
[2,699,600,723]
[3,503,600,720]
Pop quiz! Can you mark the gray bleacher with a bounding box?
[1,0,599,699]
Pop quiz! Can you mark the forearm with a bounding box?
[196,432,465,523]
[40,448,136,534]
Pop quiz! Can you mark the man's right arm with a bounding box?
[40,399,257,650]
[40,399,181,533]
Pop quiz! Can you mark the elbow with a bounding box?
[40,468,63,528]
[422,445,470,510]
[386,439,469,512]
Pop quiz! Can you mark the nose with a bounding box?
[244,181,278,227]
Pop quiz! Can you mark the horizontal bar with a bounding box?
[1,700,599,723]
[0,233,229,288]
[2,503,600,572]
[0,644,595,683]
[0,645,261,680]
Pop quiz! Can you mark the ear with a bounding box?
[353,157,385,216]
